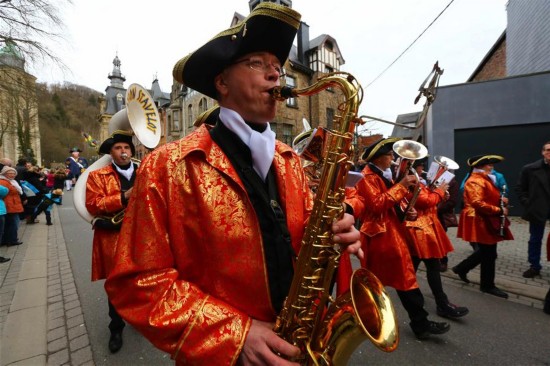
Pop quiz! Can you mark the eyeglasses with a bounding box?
[233,57,285,78]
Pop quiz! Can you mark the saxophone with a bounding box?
[270,72,398,365]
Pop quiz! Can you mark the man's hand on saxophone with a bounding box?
[239,213,363,366]
[239,320,301,366]
[332,212,364,260]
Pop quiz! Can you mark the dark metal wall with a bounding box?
[425,71,550,215]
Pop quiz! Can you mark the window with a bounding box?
[187,104,194,128]
[199,98,208,114]
[285,76,297,107]
[326,108,334,130]
[273,123,293,145]
[173,110,180,131]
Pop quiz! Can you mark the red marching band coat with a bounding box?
[405,184,454,259]
[457,172,514,244]
[345,165,418,291]
[104,125,316,365]
[85,165,128,281]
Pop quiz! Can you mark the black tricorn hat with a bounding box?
[99,130,135,156]
[467,154,504,168]
[69,147,82,153]
[362,137,402,162]
[172,3,301,99]
[194,106,220,127]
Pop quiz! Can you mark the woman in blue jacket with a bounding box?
[0,185,10,263]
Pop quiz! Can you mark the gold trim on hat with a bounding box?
[468,154,504,167]
[365,137,401,162]
[172,2,300,84]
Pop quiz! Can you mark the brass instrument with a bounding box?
[392,140,428,221]
[271,72,398,365]
[428,155,459,190]
[73,83,161,224]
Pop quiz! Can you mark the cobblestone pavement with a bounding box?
[1,207,94,366]
[0,209,548,365]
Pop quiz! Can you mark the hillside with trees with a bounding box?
[37,82,102,167]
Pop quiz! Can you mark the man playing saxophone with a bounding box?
[85,130,137,353]
[105,4,361,365]
[345,137,451,340]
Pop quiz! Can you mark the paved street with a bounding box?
[1,190,549,365]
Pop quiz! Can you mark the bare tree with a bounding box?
[0,0,71,68]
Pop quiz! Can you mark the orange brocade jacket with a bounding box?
[85,165,127,281]
[345,165,418,291]
[104,125,313,366]
[457,172,513,244]
[405,185,454,259]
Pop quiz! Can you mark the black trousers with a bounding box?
[453,242,498,290]
[396,288,429,333]
[108,301,125,333]
[412,257,448,307]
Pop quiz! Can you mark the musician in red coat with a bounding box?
[406,160,468,319]
[86,131,137,353]
[104,4,362,365]
[345,137,450,340]
[453,154,514,299]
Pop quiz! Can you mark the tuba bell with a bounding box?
[392,139,428,221]
[73,83,162,224]
[427,155,459,189]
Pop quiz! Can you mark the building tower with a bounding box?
[0,41,41,164]
[98,55,127,143]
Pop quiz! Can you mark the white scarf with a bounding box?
[473,168,497,185]
[0,175,23,194]
[382,167,394,182]
[219,107,276,181]
[113,162,134,182]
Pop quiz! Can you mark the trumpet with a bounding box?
[392,140,428,221]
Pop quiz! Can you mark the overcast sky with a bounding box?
[35,0,509,137]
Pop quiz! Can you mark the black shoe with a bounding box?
[437,303,469,319]
[108,331,123,353]
[7,241,23,246]
[46,222,53,226]
[480,287,508,299]
[414,321,451,340]
[0,257,10,263]
[452,266,470,284]
[522,267,540,278]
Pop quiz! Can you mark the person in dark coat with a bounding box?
[22,166,48,223]
[515,141,550,278]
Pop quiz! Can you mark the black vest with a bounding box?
[211,121,294,313]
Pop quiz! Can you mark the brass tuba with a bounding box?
[392,139,428,221]
[271,72,398,365]
[427,155,459,190]
[73,83,162,224]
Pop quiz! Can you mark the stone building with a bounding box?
[0,42,42,164]
[97,55,170,161]
[167,0,347,146]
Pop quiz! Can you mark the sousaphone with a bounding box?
[73,83,162,223]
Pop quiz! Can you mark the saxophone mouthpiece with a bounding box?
[269,86,295,101]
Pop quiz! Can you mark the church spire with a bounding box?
[108,53,126,88]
